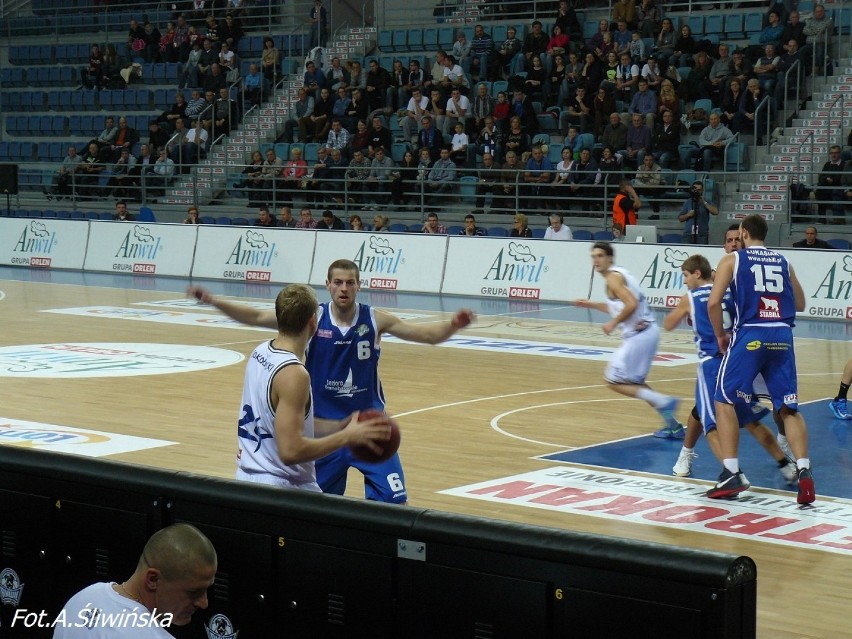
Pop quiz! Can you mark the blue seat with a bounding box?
[48,66,60,86]
[391,29,407,52]
[447,225,463,235]
[59,66,73,87]
[164,63,180,83]
[82,89,97,110]
[438,27,454,49]
[51,116,66,136]
[274,143,289,160]
[423,27,438,49]
[231,217,249,226]
[20,142,34,161]
[491,79,508,98]
[389,223,408,233]
[593,230,614,241]
[685,15,703,37]
[59,90,72,110]
[215,216,232,225]
[492,25,507,43]
[743,12,763,34]
[49,141,63,161]
[0,142,8,161]
[391,142,411,162]
[459,175,478,204]
[407,28,423,51]
[827,238,852,250]
[378,29,392,51]
[725,142,749,171]
[572,229,593,240]
[532,228,546,238]
[152,63,166,82]
[80,115,94,137]
[488,227,509,237]
[304,142,319,163]
[138,206,156,222]
[660,233,683,244]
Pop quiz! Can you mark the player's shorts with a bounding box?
[696,357,771,434]
[316,449,408,504]
[715,325,798,412]
[235,468,321,492]
[605,322,660,385]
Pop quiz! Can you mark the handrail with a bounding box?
[825,89,848,151]
[751,95,772,162]
[722,131,740,195]
[780,59,801,133]
[792,129,814,227]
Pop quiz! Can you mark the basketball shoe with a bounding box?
[706,469,750,499]
[829,398,851,420]
[778,459,797,485]
[796,468,815,505]
[673,449,697,477]
[777,434,795,462]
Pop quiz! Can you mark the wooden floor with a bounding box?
[0,273,850,638]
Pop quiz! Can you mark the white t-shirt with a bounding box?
[445,94,471,117]
[406,95,429,115]
[451,132,468,151]
[544,224,572,240]
[53,582,173,638]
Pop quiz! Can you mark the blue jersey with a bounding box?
[687,284,733,360]
[305,302,385,420]
[730,247,796,329]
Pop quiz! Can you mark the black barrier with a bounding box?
[0,447,756,638]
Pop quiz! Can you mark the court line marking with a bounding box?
[0,290,5,301]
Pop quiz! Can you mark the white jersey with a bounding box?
[236,340,319,490]
[605,265,655,338]
[53,582,172,638]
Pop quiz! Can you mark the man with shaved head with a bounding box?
[53,524,217,636]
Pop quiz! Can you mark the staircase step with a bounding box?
[740,192,787,203]
[755,173,790,183]
[749,182,788,192]
[784,134,830,144]
[734,202,785,212]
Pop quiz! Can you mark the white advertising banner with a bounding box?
[589,243,727,309]
[192,226,316,284]
[780,248,852,321]
[442,237,594,302]
[0,218,88,270]
[310,231,446,293]
[84,221,197,277]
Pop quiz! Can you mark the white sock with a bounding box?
[681,446,694,454]
[797,458,810,470]
[777,434,789,447]
[723,458,739,474]
[636,388,669,408]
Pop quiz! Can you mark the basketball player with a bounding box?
[828,357,852,420]
[663,254,796,482]
[53,524,216,638]
[235,284,391,490]
[707,214,814,503]
[576,241,684,438]
[189,261,475,504]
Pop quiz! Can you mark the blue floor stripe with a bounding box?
[540,401,852,499]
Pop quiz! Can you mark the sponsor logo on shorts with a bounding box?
[746,340,762,351]
[784,394,798,405]
[736,389,752,402]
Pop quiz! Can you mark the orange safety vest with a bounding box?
[612,192,637,228]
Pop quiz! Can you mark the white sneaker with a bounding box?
[777,435,794,462]
[779,460,797,485]
[673,449,697,477]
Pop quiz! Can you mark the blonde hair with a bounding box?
[515,213,528,227]
[274,284,318,335]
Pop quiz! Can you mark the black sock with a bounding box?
[837,382,850,402]
[777,458,790,468]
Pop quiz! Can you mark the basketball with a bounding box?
[349,409,401,463]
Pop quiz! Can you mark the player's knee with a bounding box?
[779,405,799,418]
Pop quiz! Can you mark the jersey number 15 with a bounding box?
[750,264,784,293]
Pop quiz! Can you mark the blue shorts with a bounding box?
[316,449,408,504]
[696,357,771,434]
[715,325,799,412]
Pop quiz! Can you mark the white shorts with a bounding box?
[605,323,660,385]
[235,467,321,492]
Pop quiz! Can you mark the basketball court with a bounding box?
[0,265,849,638]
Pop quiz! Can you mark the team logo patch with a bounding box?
[746,340,762,351]
[204,613,238,639]
[356,324,369,337]
[758,295,781,319]
[316,329,333,338]
[0,568,24,606]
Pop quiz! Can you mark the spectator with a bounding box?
[91,116,118,159]
[219,13,244,50]
[641,54,663,92]
[105,148,137,199]
[373,215,390,232]
[792,226,831,249]
[636,0,660,38]
[184,205,202,224]
[368,116,392,160]
[632,153,663,213]
[726,50,753,96]
[650,107,679,168]
[720,79,745,133]
[78,142,106,198]
[449,122,469,167]
[279,147,308,207]
[759,10,785,47]
[737,78,772,144]
[612,179,641,229]
[417,116,443,162]
[308,0,328,49]
[278,206,297,228]
[754,44,780,94]
[45,145,82,201]
[367,146,395,205]
[261,37,279,84]
[656,79,679,119]
[243,63,265,108]
[427,88,447,138]
[303,60,325,95]
[568,148,600,212]
[623,112,652,167]
[346,148,372,205]
[147,147,175,198]
[445,87,471,136]
[259,147,282,205]
[326,57,350,92]
[159,92,188,133]
[460,213,485,236]
[802,4,833,71]
[560,85,591,134]
[325,148,348,202]
[295,206,318,229]
[255,205,278,227]
[816,146,848,224]
[677,181,719,244]
[148,120,169,151]
[284,88,315,143]
[325,118,351,159]
[344,88,370,132]
[511,213,533,237]
[510,88,538,132]
[318,209,345,230]
[214,86,238,136]
[496,150,521,212]
[592,86,617,138]
[349,119,371,157]
[669,24,695,69]
[653,18,676,67]
[773,39,804,107]
[348,214,364,230]
[304,146,331,205]
[469,24,493,81]
[234,150,265,206]
[365,59,391,112]
[112,200,134,221]
[452,30,471,73]
[615,52,641,103]
[492,26,522,77]
[169,119,208,168]
[390,149,418,207]
[544,213,572,240]
[421,211,448,234]
[780,10,806,51]
[426,147,457,198]
[80,44,104,89]
[601,112,628,155]
[695,112,733,171]
[523,145,554,211]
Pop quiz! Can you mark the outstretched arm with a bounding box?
[187,285,277,329]
[663,293,690,331]
[376,308,475,344]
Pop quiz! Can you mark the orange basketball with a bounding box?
[349,409,401,463]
